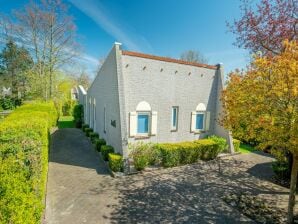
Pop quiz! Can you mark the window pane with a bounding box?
[172,108,177,128]
[137,114,149,133]
[196,114,204,130]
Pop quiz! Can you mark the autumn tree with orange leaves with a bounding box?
[221,40,298,223]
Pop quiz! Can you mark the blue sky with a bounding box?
[1,0,250,77]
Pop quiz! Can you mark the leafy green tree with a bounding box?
[221,41,298,223]
[0,40,33,98]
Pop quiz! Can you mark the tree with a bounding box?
[180,50,208,64]
[76,72,91,90]
[228,0,297,56]
[0,40,33,98]
[221,40,298,223]
[12,0,79,100]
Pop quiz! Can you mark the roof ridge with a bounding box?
[122,50,218,70]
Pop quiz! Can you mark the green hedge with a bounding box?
[156,139,221,167]
[89,132,99,143]
[82,124,89,131]
[0,102,57,224]
[128,139,223,169]
[101,145,114,161]
[85,128,93,137]
[208,135,228,152]
[95,138,106,152]
[73,104,83,128]
[128,142,160,171]
[108,153,123,172]
[233,139,241,152]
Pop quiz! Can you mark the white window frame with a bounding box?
[171,106,178,131]
[195,111,205,131]
[136,111,151,136]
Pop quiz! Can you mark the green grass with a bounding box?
[239,143,257,154]
[58,116,75,128]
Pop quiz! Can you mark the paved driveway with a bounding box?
[44,128,295,224]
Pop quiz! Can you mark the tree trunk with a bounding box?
[288,153,298,223]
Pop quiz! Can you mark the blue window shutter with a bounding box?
[196,114,204,130]
[137,114,149,133]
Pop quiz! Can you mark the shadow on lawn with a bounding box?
[108,157,290,224]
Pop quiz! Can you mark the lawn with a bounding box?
[239,143,257,154]
[58,116,75,128]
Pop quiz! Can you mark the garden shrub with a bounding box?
[85,128,93,137]
[0,97,17,110]
[195,139,221,160]
[157,139,221,167]
[89,132,99,143]
[101,145,114,161]
[82,124,89,131]
[62,100,75,116]
[108,153,123,172]
[272,161,290,180]
[72,104,84,128]
[157,143,181,167]
[95,138,106,151]
[233,139,241,152]
[0,101,57,224]
[128,142,160,171]
[208,135,228,152]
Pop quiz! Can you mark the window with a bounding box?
[196,113,205,130]
[93,105,96,131]
[171,107,178,131]
[137,113,149,134]
[104,107,106,133]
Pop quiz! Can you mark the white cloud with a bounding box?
[68,0,152,52]
[79,53,99,67]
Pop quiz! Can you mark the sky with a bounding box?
[0,0,250,78]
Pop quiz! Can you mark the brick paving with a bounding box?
[44,128,296,224]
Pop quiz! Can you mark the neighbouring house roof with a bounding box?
[122,50,218,70]
[78,85,87,95]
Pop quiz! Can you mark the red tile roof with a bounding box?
[122,50,218,70]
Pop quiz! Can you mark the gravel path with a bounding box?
[44,128,296,224]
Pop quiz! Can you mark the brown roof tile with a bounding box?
[122,50,218,70]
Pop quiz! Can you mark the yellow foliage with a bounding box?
[222,40,298,155]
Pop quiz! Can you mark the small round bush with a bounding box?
[82,124,89,131]
[108,153,123,172]
[101,145,114,161]
[85,128,93,137]
[95,138,106,151]
[89,132,99,143]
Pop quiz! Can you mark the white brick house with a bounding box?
[78,43,234,157]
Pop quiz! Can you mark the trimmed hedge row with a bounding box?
[129,138,226,170]
[157,139,221,167]
[0,102,57,224]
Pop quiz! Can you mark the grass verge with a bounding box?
[58,116,74,128]
[239,143,256,154]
